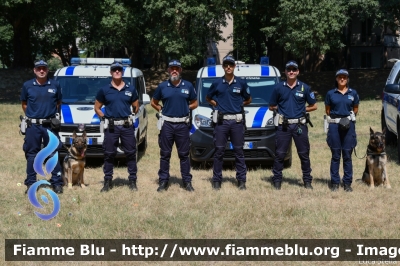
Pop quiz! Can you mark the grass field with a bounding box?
[1,100,400,266]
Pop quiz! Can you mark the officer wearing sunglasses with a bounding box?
[95,61,139,193]
[269,60,317,190]
[206,55,252,191]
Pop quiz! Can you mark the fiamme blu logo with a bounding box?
[27,129,60,220]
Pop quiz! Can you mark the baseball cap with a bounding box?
[285,60,298,69]
[222,55,236,64]
[168,59,181,68]
[335,69,349,77]
[34,60,48,68]
[110,61,124,70]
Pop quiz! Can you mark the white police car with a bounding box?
[54,58,150,158]
[381,58,400,162]
[190,57,292,167]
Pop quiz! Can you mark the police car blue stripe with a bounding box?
[261,66,269,76]
[61,105,74,124]
[208,66,216,77]
[134,117,139,128]
[190,124,196,134]
[91,107,105,124]
[65,67,75,75]
[252,107,269,128]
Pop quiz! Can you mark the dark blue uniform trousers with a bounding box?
[326,122,356,185]
[272,124,312,183]
[213,120,246,182]
[103,125,137,181]
[158,121,192,183]
[23,124,63,186]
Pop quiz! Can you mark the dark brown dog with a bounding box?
[63,131,87,188]
[362,127,390,188]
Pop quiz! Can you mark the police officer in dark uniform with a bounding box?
[325,69,359,192]
[269,60,317,190]
[20,59,63,194]
[151,59,198,192]
[94,61,139,192]
[206,55,252,190]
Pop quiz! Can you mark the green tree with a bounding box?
[0,16,13,68]
[143,0,230,68]
[261,0,348,70]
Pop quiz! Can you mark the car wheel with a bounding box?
[190,154,201,169]
[382,109,396,146]
[397,123,400,164]
[138,134,147,152]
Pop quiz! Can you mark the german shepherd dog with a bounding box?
[63,131,87,188]
[362,127,390,188]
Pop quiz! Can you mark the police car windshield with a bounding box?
[199,77,277,106]
[56,76,133,104]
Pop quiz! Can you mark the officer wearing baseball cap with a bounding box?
[325,69,359,192]
[20,59,64,194]
[151,59,198,192]
[206,55,252,190]
[269,60,317,190]
[94,61,139,192]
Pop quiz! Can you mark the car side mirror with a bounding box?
[142,94,150,105]
[384,84,400,94]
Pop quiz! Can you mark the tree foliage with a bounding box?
[0,0,399,69]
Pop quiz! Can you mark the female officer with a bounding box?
[325,69,359,192]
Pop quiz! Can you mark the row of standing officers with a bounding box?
[20,57,359,194]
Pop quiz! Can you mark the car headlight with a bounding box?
[195,114,212,128]
[265,117,274,126]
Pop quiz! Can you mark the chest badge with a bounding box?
[125,91,132,97]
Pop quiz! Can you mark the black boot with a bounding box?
[343,183,353,192]
[331,183,339,192]
[129,180,138,191]
[157,181,169,192]
[238,181,246,190]
[273,182,281,190]
[100,179,113,192]
[212,181,221,190]
[304,182,313,190]
[183,182,194,192]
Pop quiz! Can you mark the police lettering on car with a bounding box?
[151,59,198,192]
[206,55,252,191]
[20,59,64,194]
[325,69,359,192]
[94,61,139,192]
[269,60,317,190]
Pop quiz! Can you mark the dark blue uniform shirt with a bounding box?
[207,76,251,114]
[325,88,359,116]
[269,80,316,118]
[153,79,196,117]
[20,78,62,119]
[96,83,138,118]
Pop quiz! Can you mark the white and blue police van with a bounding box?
[54,58,150,158]
[381,58,400,162]
[190,57,292,167]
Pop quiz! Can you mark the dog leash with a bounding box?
[353,146,368,159]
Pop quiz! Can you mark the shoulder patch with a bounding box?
[310,92,315,99]
[246,87,250,94]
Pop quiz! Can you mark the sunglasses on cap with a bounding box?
[286,68,298,72]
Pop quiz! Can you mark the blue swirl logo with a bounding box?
[28,130,60,220]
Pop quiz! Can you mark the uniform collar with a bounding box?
[222,76,236,84]
[283,81,300,87]
[109,83,129,90]
[167,79,184,87]
[33,79,51,86]
[334,88,351,93]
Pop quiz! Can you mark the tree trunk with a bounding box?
[11,12,33,68]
